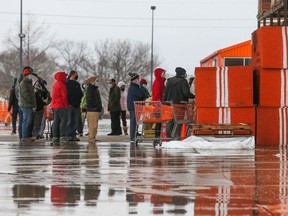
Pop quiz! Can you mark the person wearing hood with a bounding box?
[51,71,69,145]
[152,67,166,101]
[151,67,166,143]
[163,67,194,138]
[18,68,36,142]
[118,81,128,135]
[85,76,103,142]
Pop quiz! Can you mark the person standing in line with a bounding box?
[151,67,166,142]
[8,78,19,135]
[107,78,122,136]
[163,67,195,138]
[18,68,36,142]
[77,83,87,137]
[118,81,128,135]
[85,76,103,142]
[127,73,146,143]
[140,78,151,99]
[51,71,69,145]
[66,70,83,141]
[39,80,52,139]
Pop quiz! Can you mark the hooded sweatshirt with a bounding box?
[152,68,166,101]
[51,72,68,109]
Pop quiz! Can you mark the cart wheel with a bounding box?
[135,139,139,147]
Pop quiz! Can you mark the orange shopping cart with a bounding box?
[134,101,173,146]
[171,101,196,140]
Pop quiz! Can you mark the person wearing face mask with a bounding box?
[140,78,151,99]
[66,70,83,141]
[163,67,195,138]
[118,81,128,135]
[127,73,146,143]
[18,68,36,142]
[85,76,103,142]
[107,78,122,136]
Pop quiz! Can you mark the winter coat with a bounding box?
[141,86,151,99]
[127,82,146,111]
[51,72,68,109]
[35,88,48,111]
[67,79,83,108]
[86,84,102,112]
[8,87,19,112]
[120,90,127,111]
[19,78,36,108]
[163,75,195,104]
[108,84,121,112]
[152,68,166,101]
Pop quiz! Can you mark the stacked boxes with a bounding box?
[195,66,255,135]
[252,26,288,145]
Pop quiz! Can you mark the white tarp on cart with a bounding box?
[161,136,255,149]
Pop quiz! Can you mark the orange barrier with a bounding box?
[0,100,9,123]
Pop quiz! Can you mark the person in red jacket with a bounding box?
[151,67,166,143]
[51,71,69,145]
[152,67,166,101]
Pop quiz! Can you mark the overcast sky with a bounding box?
[0,0,257,75]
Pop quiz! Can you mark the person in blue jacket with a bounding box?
[127,73,146,143]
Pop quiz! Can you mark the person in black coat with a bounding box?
[8,78,19,135]
[127,73,146,142]
[66,70,83,141]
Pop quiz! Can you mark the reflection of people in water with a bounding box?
[51,143,81,206]
[84,142,100,206]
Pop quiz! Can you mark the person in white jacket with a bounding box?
[118,81,128,135]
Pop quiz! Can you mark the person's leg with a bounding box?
[32,110,44,138]
[87,112,95,141]
[66,106,73,137]
[59,108,68,142]
[21,108,33,139]
[129,111,136,141]
[122,111,128,135]
[115,110,122,135]
[11,109,18,134]
[18,109,23,140]
[77,111,83,136]
[108,111,115,135]
[39,114,46,137]
[52,109,60,143]
[72,107,80,137]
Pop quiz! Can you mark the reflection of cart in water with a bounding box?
[134,101,173,146]
[134,101,196,146]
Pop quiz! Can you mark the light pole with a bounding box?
[19,0,25,73]
[150,6,156,92]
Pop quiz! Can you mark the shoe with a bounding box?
[11,132,16,135]
[107,133,115,136]
[70,137,80,141]
[85,133,89,136]
[60,137,69,144]
[31,136,37,141]
[21,137,34,142]
[79,134,83,137]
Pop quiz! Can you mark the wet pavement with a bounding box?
[0,120,288,215]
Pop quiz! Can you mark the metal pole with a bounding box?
[19,0,23,73]
[150,6,156,92]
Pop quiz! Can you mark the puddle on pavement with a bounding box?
[0,141,287,215]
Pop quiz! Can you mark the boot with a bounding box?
[123,126,128,135]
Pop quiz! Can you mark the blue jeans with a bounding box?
[19,107,33,139]
[66,106,80,137]
[129,110,136,141]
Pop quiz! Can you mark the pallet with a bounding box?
[190,123,253,137]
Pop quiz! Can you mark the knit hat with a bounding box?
[85,76,97,84]
[129,72,139,81]
[118,81,126,88]
[140,78,147,85]
[175,67,186,76]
